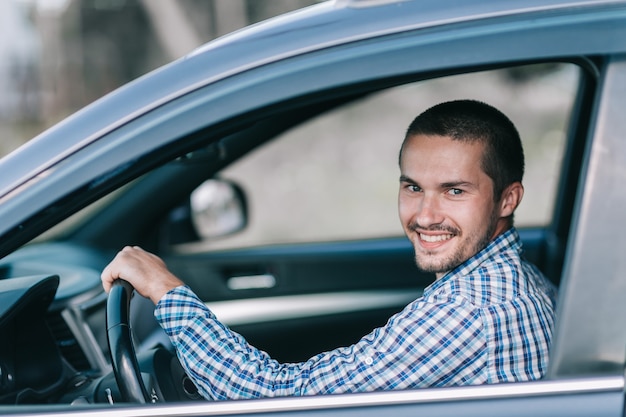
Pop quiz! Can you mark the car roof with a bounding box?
[0,0,621,201]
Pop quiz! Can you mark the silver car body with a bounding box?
[1,0,626,415]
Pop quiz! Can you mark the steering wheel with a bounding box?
[106,279,151,403]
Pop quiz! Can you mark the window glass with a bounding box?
[195,64,578,250]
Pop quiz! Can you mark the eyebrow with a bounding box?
[441,181,476,189]
[399,175,476,189]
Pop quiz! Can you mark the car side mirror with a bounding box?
[190,179,247,239]
[165,179,247,245]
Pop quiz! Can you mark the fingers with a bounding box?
[101,246,185,304]
[100,246,144,293]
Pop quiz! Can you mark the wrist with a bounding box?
[150,278,184,304]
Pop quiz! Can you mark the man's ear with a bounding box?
[499,182,524,218]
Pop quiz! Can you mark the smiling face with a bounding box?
[398,134,522,279]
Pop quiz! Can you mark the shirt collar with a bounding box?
[424,227,522,293]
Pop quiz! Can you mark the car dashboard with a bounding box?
[0,242,181,405]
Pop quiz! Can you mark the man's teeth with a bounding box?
[420,233,452,243]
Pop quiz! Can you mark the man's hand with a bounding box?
[101,246,184,304]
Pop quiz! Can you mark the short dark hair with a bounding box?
[400,99,524,200]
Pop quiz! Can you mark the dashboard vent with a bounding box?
[46,312,92,371]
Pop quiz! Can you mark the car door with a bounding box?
[1,1,626,416]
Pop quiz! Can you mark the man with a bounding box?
[101,99,556,400]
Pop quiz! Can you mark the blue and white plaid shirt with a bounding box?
[155,227,557,400]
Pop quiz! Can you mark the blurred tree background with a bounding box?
[0,0,321,155]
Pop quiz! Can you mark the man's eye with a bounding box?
[448,188,463,196]
[409,185,421,192]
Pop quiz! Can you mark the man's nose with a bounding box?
[415,193,443,227]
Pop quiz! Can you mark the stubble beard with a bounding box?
[412,215,498,276]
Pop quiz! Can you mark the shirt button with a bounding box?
[364,356,374,365]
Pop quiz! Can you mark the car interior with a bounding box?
[0,59,592,405]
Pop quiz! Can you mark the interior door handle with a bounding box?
[227,274,276,290]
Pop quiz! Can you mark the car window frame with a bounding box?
[0,10,621,413]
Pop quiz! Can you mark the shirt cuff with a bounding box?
[154,285,216,337]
